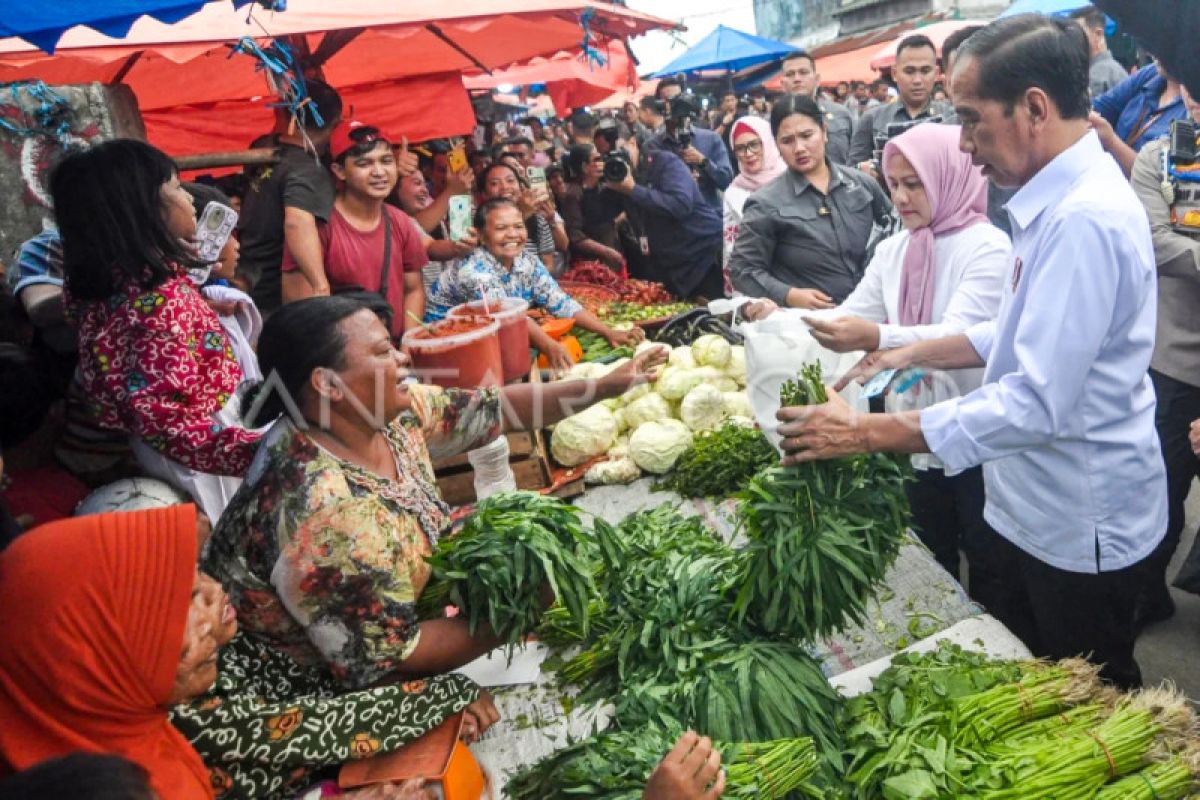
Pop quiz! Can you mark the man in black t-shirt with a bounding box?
[236,80,343,312]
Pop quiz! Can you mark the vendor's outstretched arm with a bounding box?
[501,346,666,431]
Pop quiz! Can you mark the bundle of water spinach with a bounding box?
[505,725,822,800]
[416,491,595,655]
[734,363,911,641]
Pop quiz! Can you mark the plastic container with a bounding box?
[449,298,531,383]
[466,436,517,499]
[402,316,502,389]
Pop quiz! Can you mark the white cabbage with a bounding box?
[584,457,643,485]
[550,404,618,466]
[623,392,673,431]
[722,391,754,419]
[680,383,725,432]
[691,334,732,368]
[667,346,696,370]
[628,418,693,474]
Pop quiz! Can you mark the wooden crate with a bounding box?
[432,361,554,506]
[432,431,551,507]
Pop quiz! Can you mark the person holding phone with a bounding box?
[476,163,568,272]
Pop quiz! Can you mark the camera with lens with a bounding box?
[603,150,633,182]
[666,95,698,152]
[870,115,943,173]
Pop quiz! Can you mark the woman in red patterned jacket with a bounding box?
[51,140,261,519]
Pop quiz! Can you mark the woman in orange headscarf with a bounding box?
[0,504,216,799]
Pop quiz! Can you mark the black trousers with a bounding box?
[969,524,1146,690]
[1148,370,1200,593]
[905,466,990,586]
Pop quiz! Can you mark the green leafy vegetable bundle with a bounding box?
[549,506,845,779]
[653,420,779,499]
[416,491,595,652]
[505,725,821,800]
[734,363,911,641]
[839,642,1200,800]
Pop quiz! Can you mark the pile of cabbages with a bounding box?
[549,335,755,485]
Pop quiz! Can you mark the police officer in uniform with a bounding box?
[1129,85,1200,619]
[777,51,856,166]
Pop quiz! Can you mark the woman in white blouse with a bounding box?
[721,115,786,295]
[746,123,1010,587]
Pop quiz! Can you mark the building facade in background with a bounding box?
[756,0,1010,48]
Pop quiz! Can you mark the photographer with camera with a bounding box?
[849,35,952,174]
[606,112,724,299]
[559,143,631,270]
[649,94,733,216]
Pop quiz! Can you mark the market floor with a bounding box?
[1137,481,1200,700]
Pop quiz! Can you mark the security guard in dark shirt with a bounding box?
[849,34,953,168]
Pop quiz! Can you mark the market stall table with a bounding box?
[463,477,1023,795]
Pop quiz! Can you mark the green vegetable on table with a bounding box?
[505,725,822,800]
[653,420,778,499]
[733,363,911,642]
[416,492,595,656]
[600,300,694,323]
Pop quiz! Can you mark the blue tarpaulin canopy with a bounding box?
[0,0,254,54]
[652,24,797,77]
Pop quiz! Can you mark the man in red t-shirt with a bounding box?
[282,121,428,337]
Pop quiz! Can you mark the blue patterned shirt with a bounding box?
[424,247,582,321]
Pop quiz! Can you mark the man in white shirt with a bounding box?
[774,14,1167,690]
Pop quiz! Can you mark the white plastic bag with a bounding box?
[735,309,868,452]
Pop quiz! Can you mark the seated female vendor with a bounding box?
[0,504,455,800]
[425,197,643,372]
[204,296,666,692]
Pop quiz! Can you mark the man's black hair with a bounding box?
[942,25,984,72]
[779,50,816,72]
[722,89,738,99]
[639,96,665,115]
[301,78,343,132]
[505,136,535,149]
[1070,7,1108,31]
[870,78,891,91]
[50,139,205,302]
[655,76,686,99]
[895,34,938,62]
[571,110,598,135]
[851,80,866,90]
[335,125,390,165]
[956,14,1091,120]
[545,163,564,179]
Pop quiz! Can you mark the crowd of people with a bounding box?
[1,8,1199,799]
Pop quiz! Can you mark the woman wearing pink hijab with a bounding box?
[722,116,786,295]
[748,122,1011,589]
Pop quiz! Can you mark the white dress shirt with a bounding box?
[920,132,1167,574]
[811,222,1010,470]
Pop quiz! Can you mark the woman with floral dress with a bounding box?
[204,297,664,693]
